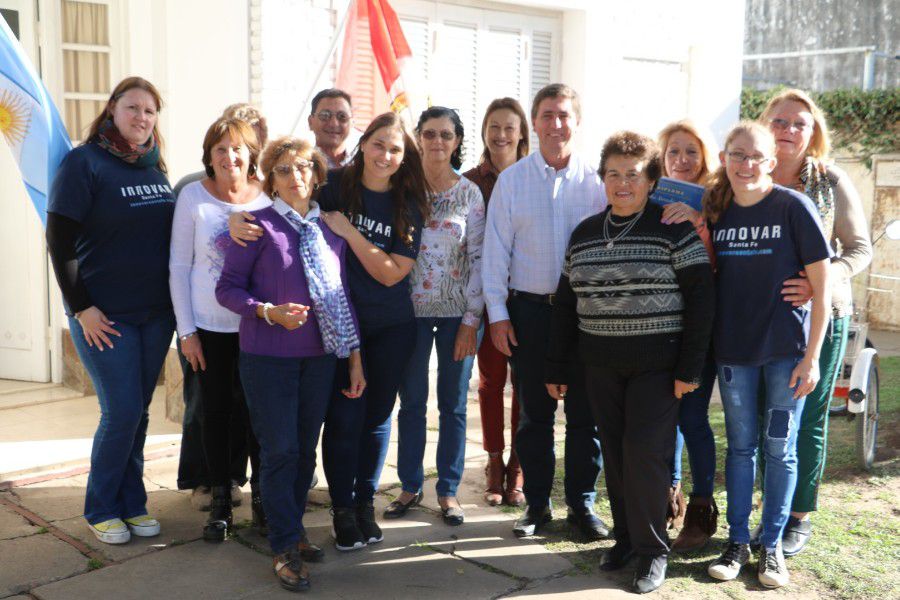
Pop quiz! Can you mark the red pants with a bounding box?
[477,328,520,453]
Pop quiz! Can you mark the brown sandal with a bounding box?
[274,548,310,592]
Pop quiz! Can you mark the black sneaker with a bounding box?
[331,507,366,552]
[707,541,751,581]
[758,543,790,588]
[356,502,384,545]
[781,516,812,557]
[599,539,634,572]
[566,507,610,540]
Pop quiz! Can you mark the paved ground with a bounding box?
[0,384,639,599]
[3,329,898,599]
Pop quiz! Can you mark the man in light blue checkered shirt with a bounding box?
[482,83,609,540]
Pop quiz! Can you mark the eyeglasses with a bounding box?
[273,160,315,176]
[313,110,351,123]
[420,130,456,141]
[726,151,770,166]
[769,118,812,132]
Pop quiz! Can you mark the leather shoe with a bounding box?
[781,516,812,557]
[383,491,423,519]
[512,505,551,537]
[600,540,634,571]
[298,534,325,563]
[566,508,610,540]
[632,554,667,594]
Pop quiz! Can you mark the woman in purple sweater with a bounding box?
[216,137,364,593]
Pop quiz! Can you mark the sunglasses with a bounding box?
[420,130,456,141]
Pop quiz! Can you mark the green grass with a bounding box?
[527,356,900,599]
[86,558,103,571]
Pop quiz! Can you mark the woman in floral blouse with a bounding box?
[384,106,485,526]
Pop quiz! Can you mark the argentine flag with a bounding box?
[0,15,71,225]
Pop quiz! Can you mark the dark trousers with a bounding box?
[508,295,602,510]
[195,329,259,488]
[240,352,336,554]
[176,337,252,490]
[585,364,678,556]
[322,320,417,507]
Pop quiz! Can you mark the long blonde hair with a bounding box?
[760,88,831,161]
[657,119,720,186]
[703,121,776,224]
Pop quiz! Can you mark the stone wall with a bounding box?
[743,0,898,90]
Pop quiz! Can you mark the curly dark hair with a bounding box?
[598,130,662,184]
[415,106,465,170]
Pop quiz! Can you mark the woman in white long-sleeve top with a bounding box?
[169,117,270,542]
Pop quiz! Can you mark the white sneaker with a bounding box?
[88,518,131,544]
[758,543,790,588]
[124,514,161,537]
[708,542,751,581]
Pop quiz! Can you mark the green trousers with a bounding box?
[792,315,850,512]
[759,316,850,512]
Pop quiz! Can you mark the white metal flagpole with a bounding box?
[289,0,356,135]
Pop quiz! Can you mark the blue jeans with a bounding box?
[68,310,175,525]
[718,358,806,549]
[397,317,470,497]
[671,357,718,497]
[239,352,335,554]
[323,320,417,507]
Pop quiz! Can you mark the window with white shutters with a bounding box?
[393,0,561,169]
[59,0,119,142]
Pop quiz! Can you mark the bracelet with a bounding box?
[179,331,197,342]
[262,302,275,326]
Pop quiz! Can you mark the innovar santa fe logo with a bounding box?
[0,86,31,148]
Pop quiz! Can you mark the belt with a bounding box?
[510,289,556,305]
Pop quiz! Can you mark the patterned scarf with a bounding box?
[799,157,836,240]
[95,118,160,168]
[282,208,359,359]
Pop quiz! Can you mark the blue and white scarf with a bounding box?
[282,207,359,358]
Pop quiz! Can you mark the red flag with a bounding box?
[336,0,417,127]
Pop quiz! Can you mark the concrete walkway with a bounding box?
[0,382,637,600]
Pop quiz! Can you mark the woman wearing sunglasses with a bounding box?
[383,107,485,526]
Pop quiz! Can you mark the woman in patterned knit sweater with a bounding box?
[545,131,714,594]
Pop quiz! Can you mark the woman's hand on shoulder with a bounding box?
[228,211,263,247]
[76,306,121,351]
[320,211,355,239]
[342,350,366,398]
[661,202,701,226]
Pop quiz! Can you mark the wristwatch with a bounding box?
[179,331,197,342]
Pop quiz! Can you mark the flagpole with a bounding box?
[290,0,356,135]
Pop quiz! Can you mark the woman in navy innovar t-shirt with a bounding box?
[46,77,175,546]
[704,122,831,589]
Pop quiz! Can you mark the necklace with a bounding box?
[602,208,644,249]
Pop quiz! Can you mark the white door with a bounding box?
[0,0,51,382]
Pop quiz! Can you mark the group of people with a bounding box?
[45,74,871,595]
